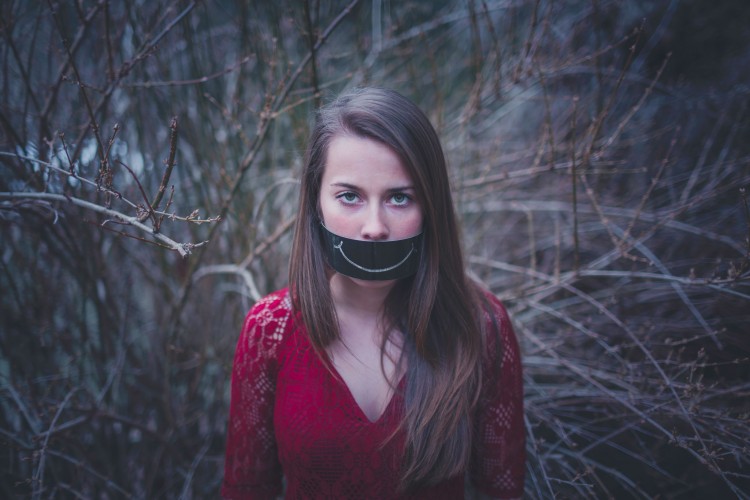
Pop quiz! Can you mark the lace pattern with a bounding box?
[222,288,525,499]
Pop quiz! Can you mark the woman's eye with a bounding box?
[390,193,410,206]
[338,192,359,204]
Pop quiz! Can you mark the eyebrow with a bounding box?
[329,182,415,192]
[329,182,359,190]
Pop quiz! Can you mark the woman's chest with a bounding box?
[270,337,466,500]
[273,346,402,452]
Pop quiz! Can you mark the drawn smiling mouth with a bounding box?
[334,241,416,273]
[320,223,422,280]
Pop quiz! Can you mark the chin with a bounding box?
[339,274,397,289]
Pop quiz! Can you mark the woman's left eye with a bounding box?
[389,193,410,206]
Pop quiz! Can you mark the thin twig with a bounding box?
[142,116,178,222]
[32,388,79,500]
[178,438,211,500]
[241,216,297,268]
[59,132,75,175]
[601,53,671,153]
[621,127,678,244]
[116,160,157,226]
[125,55,254,88]
[45,449,132,498]
[571,96,580,272]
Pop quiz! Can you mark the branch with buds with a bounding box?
[0,117,219,257]
[0,192,205,257]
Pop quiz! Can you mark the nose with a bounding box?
[361,206,389,240]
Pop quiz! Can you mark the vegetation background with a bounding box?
[1,0,748,498]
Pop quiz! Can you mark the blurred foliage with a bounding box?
[1,0,749,498]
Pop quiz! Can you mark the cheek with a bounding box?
[319,199,353,235]
[318,197,334,224]
[405,211,424,235]
[390,207,423,239]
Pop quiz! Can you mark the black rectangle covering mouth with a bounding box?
[319,223,423,281]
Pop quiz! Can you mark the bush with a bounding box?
[1,1,748,497]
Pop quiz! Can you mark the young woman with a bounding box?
[222,87,524,499]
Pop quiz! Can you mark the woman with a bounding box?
[222,87,524,499]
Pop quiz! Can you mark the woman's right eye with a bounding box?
[337,192,359,204]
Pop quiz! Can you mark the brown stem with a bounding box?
[116,159,156,226]
[147,117,178,216]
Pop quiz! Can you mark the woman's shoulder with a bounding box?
[245,287,293,320]
[477,287,511,322]
[238,287,296,358]
[475,286,512,333]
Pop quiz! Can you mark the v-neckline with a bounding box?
[322,353,405,424]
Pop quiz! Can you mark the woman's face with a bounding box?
[319,135,423,244]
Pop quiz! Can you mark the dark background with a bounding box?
[1,0,748,498]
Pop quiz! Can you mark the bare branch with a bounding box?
[116,159,157,226]
[149,116,178,215]
[0,192,197,257]
[193,264,261,301]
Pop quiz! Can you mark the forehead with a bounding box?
[322,135,413,185]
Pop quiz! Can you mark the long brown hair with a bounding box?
[289,87,483,489]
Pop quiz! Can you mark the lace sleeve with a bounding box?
[222,291,292,500]
[471,292,526,499]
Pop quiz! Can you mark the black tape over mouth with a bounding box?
[319,223,422,281]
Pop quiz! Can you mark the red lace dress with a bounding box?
[221,288,524,499]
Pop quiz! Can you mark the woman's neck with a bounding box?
[326,274,405,423]
[329,274,394,320]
